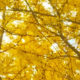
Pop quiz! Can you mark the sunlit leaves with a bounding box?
[0,0,80,80]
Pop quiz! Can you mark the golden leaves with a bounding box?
[0,0,80,80]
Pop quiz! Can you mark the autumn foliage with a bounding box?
[0,0,80,80]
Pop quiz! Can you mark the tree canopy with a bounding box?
[0,0,80,80]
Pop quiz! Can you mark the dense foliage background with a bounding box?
[0,0,80,80]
